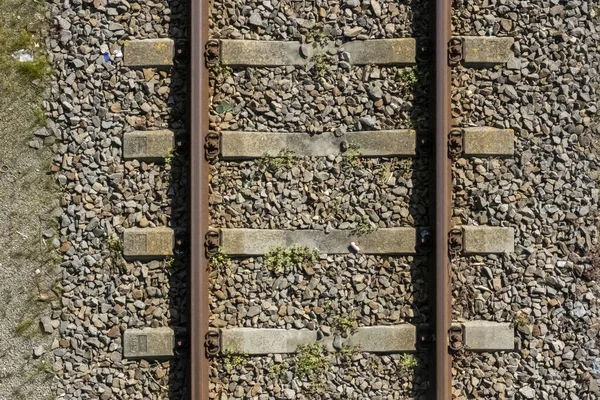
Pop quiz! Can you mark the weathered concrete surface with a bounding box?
[220,40,306,66]
[461,36,514,66]
[343,38,416,65]
[343,325,416,353]
[463,127,514,156]
[219,39,416,66]
[123,327,174,359]
[220,228,417,256]
[123,227,174,259]
[219,325,416,354]
[123,130,174,160]
[462,321,514,351]
[220,130,416,159]
[220,328,317,354]
[461,226,514,254]
[123,39,174,68]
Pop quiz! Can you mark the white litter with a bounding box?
[350,242,360,253]
[113,49,123,58]
[12,49,34,62]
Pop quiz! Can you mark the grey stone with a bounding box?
[462,321,514,351]
[123,39,174,68]
[220,228,417,256]
[220,130,415,159]
[123,327,174,359]
[123,130,174,161]
[461,226,515,254]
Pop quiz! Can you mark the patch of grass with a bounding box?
[333,316,357,335]
[353,215,378,236]
[255,149,297,172]
[264,245,319,275]
[294,344,330,380]
[215,101,233,114]
[17,58,49,81]
[221,350,247,373]
[305,22,329,44]
[31,104,46,126]
[34,359,54,382]
[15,317,37,338]
[398,354,418,375]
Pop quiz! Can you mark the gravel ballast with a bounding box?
[451,0,600,397]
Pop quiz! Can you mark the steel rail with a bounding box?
[435,0,452,397]
[190,0,210,397]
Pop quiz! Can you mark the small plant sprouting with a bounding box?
[211,65,232,77]
[339,344,361,362]
[294,344,330,380]
[209,247,231,272]
[397,66,418,84]
[398,354,418,375]
[15,318,37,338]
[221,350,247,373]
[164,147,174,165]
[264,246,319,275]
[215,101,234,114]
[344,143,362,167]
[514,312,530,329]
[310,54,330,77]
[255,149,297,172]
[268,362,287,378]
[164,257,174,268]
[333,316,357,336]
[353,215,378,236]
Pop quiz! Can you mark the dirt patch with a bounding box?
[0,0,58,398]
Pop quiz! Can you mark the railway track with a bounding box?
[119,1,521,399]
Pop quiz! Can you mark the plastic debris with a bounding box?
[103,52,111,62]
[350,242,360,253]
[11,49,34,62]
[113,49,123,58]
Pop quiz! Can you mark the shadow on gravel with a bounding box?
[163,0,190,396]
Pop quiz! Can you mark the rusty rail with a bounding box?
[434,0,452,397]
[190,0,210,397]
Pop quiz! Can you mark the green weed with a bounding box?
[164,147,173,165]
[255,149,297,172]
[398,354,418,375]
[221,350,247,373]
[343,143,362,167]
[209,247,230,272]
[353,215,378,236]
[333,316,356,335]
[294,344,330,380]
[310,54,330,77]
[215,101,234,114]
[397,66,418,84]
[264,245,319,275]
